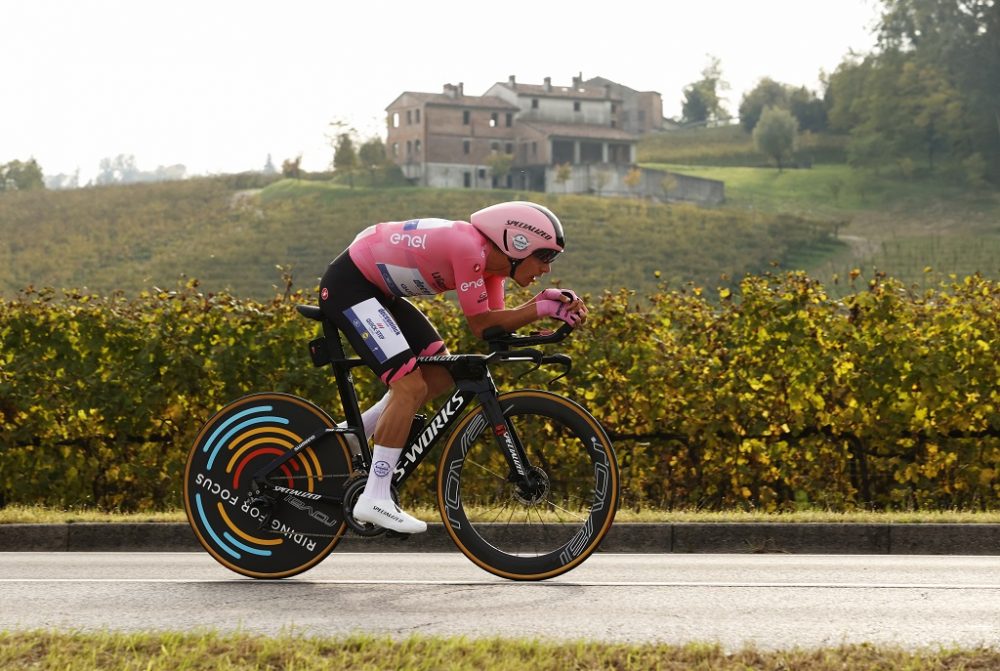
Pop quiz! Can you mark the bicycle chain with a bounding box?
[254,472,414,541]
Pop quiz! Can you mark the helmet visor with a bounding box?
[532,248,561,263]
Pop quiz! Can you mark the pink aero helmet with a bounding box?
[470,201,564,276]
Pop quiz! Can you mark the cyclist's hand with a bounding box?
[533,288,566,303]
[535,296,586,327]
[533,288,582,304]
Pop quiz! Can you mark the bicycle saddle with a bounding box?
[296,305,323,321]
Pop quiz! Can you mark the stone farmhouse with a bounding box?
[384,74,723,204]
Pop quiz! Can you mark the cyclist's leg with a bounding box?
[355,297,456,532]
[319,259,442,533]
[318,255,393,452]
[384,292,453,396]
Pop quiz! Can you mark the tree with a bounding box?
[873,0,999,179]
[740,78,827,134]
[95,154,139,185]
[788,86,828,133]
[841,52,965,173]
[623,166,643,197]
[680,55,729,124]
[739,78,788,132]
[486,152,513,188]
[282,155,302,179]
[753,106,799,172]
[661,172,679,201]
[0,158,45,191]
[333,133,358,188]
[554,163,572,193]
[825,56,876,133]
[358,137,387,185]
[593,169,610,197]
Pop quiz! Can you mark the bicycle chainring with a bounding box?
[341,472,402,538]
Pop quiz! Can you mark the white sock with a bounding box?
[361,392,391,440]
[364,444,401,500]
[337,392,391,443]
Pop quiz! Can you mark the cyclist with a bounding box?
[318,201,587,533]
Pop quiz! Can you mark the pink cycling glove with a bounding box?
[532,288,581,303]
[536,298,584,326]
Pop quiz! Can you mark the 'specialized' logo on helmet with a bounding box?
[511,233,530,251]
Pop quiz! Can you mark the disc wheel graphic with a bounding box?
[183,392,353,578]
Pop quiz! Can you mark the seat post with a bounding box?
[322,319,367,455]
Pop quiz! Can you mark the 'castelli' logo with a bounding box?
[321,287,329,300]
[511,233,530,251]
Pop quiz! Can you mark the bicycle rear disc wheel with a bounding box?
[438,390,619,581]
[184,392,352,579]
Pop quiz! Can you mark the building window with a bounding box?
[392,142,398,157]
[611,120,617,128]
[391,112,400,128]
[638,110,646,122]
[505,142,513,154]
[478,168,487,180]
[406,110,412,125]
[490,141,499,153]
[415,140,421,154]
[490,112,498,128]
[532,142,537,157]
[415,109,421,123]
[531,98,539,109]
[611,103,617,113]
[464,172,471,187]
[573,101,581,112]
[463,110,470,125]
[406,140,412,156]
[463,140,470,155]
[505,113,513,127]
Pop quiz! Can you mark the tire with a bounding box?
[437,390,619,581]
[183,392,353,579]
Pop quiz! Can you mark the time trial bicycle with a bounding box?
[183,303,619,581]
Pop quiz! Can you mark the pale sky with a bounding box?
[4,0,882,183]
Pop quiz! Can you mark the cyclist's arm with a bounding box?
[453,263,537,338]
[466,302,544,339]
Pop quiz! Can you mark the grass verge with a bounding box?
[2,505,998,525]
[0,630,997,671]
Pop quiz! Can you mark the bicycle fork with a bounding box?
[460,379,542,498]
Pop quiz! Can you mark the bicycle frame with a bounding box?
[249,309,545,500]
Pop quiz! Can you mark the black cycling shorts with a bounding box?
[319,251,445,384]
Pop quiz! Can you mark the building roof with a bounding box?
[492,81,622,102]
[520,121,638,142]
[584,76,661,96]
[386,91,518,111]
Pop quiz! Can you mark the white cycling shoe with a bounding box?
[353,495,427,534]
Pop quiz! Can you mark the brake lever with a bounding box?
[510,352,572,386]
[543,354,572,386]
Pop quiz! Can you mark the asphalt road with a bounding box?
[2,552,998,650]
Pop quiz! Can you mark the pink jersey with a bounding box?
[348,218,506,317]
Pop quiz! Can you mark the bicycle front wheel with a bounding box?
[437,390,619,581]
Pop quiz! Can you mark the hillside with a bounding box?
[0,178,835,300]
[638,125,848,167]
[646,161,1000,294]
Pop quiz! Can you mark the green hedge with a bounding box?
[2,273,998,511]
